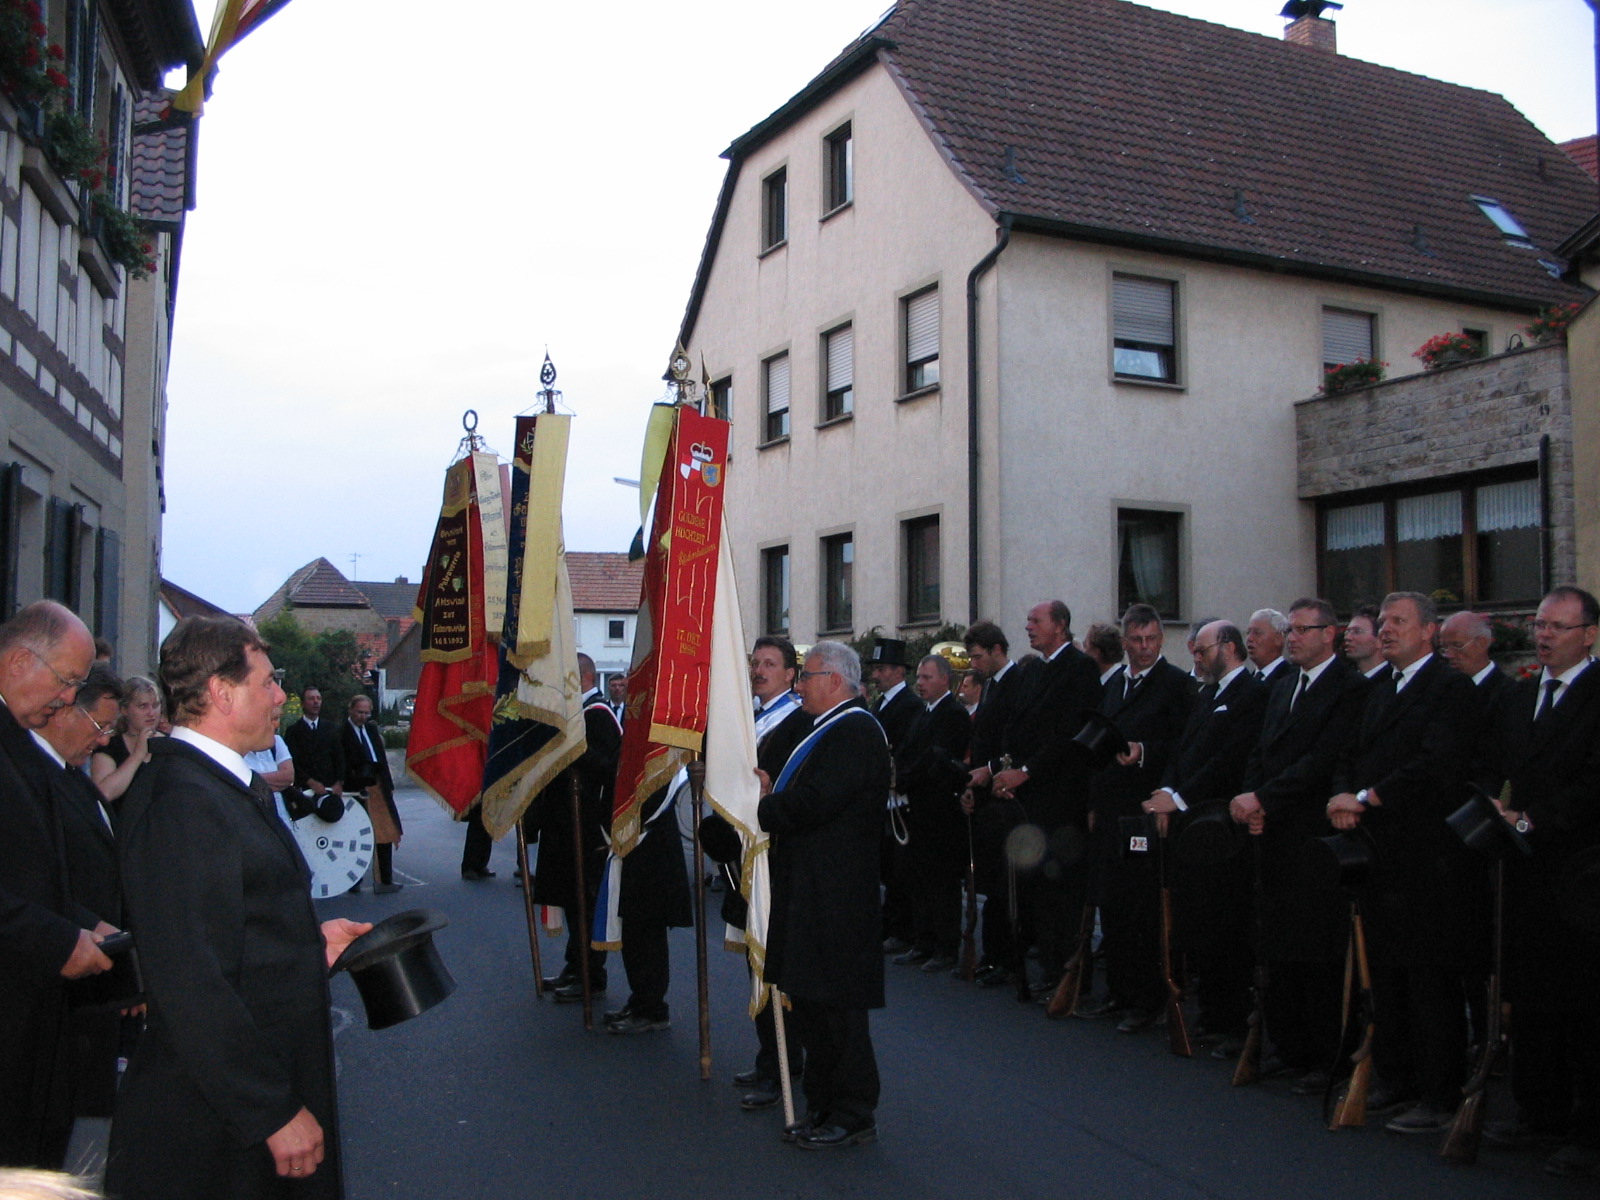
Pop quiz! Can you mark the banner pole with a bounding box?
[571,772,593,1031]
[516,823,544,997]
[688,758,712,1081]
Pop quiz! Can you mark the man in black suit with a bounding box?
[108,616,368,1199]
[867,639,919,952]
[1087,604,1194,1032]
[282,686,343,797]
[1440,610,1512,706]
[341,695,402,893]
[961,621,1024,986]
[892,654,970,973]
[1231,597,1370,1090]
[1326,591,1482,1131]
[978,601,1103,996]
[1481,586,1600,1177]
[1146,619,1267,1049]
[525,653,622,1003]
[0,601,108,1169]
[1245,608,1291,690]
[758,641,892,1150]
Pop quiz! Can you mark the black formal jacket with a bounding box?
[0,702,97,1168]
[525,697,623,910]
[895,693,971,858]
[872,683,921,758]
[1241,656,1371,960]
[999,643,1104,827]
[108,736,341,1200]
[338,718,393,796]
[1333,655,1482,964]
[759,700,892,1009]
[1089,658,1194,825]
[1483,660,1600,1002]
[1163,667,1269,813]
[283,716,344,793]
[970,660,1023,773]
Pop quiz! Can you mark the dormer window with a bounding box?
[1472,196,1532,247]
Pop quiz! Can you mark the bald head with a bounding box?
[1439,610,1493,677]
[0,601,95,728]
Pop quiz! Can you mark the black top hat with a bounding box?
[865,639,909,668]
[1176,806,1241,867]
[1069,710,1129,772]
[312,791,345,823]
[330,909,456,1031]
[1307,828,1376,892]
[1446,785,1533,859]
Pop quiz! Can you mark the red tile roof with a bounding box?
[568,552,642,612]
[159,577,229,620]
[1561,136,1599,183]
[253,558,373,622]
[684,0,1591,344]
[353,578,421,621]
[129,91,193,225]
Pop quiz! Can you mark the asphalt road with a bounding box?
[318,778,1584,1200]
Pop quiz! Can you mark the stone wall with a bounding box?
[1294,343,1575,586]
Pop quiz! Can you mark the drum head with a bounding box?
[291,794,375,899]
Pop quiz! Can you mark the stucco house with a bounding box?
[675,0,1594,647]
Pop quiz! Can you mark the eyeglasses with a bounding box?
[75,705,114,737]
[26,646,87,693]
[1287,624,1330,636]
[797,669,837,681]
[1438,639,1478,653]
[1532,620,1596,634]
[1190,642,1219,653]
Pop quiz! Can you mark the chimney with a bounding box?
[1281,1,1340,53]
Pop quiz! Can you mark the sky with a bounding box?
[160,0,1598,615]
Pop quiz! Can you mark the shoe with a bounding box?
[607,1013,671,1035]
[1209,1037,1244,1061]
[1484,1118,1566,1150]
[1364,1083,1418,1115]
[1290,1069,1331,1095]
[782,1111,825,1144]
[373,882,403,894]
[1385,1102,1455,1134]
[921,954,956,974]
[461,867,495,881]
[740,1083,781,1110]
[892,948,932,966]
[1116,1010,1159,1034]
[797,1122,877,1150]
[541,970,577,991]
[1545,1143,1600,1178]
[882,937,911,955]
[1074,996,1119,1019]
[732,1068,764,1088]
[554,981,603,1004]
[975,966,1015,990]
[602,1004,633,1025]
[347,883,362,894]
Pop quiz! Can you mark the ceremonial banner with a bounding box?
[610,406,730,856]
[406,452,503,817]
[479,415,588,839]
[699,525,769,1014]
[172,0,299,115]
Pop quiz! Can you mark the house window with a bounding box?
[762,353,790,442]
[904,515,940,624]
[762,167,788,251]
[1318,473,1541,612]
[44,497,86,609]
[762,545,790,636]
[709,376,732,422]
[1471,196,1533,247]
[822,324,853,419]
[606,618,627,644]
[1112,275,1177,382]
[1462,328,1489,356]
[1116,508,1181,620]
[821,532,853,632]
[94,526,120,650]
[903,287,939,392]
[1322,307,1375,369]
[824,122,853,213]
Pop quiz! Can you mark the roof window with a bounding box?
[1471,196,1533,247]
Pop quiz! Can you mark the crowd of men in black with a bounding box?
[849,586,1599,1178]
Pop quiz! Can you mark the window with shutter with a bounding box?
[763,354,790,442]
[903,287,939,392]
[95,526,120,649]
[823,324,853,419]
[1112,275,1177,382]
[1322,307,1375,369]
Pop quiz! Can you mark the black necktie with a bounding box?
[248,771,274,812]
[1290,673,1309,711]
[1123,672,1137,701]
[1536,678,1561,721]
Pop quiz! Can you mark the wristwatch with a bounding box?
[1355,789,1371,808]
[1514,814,1532,834]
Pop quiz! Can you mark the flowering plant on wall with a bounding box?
[0,0,61,105]
[1319,358,1386,396]
[1412,332,1483,371]
[1524,302,1582,345]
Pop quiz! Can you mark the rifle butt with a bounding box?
[1328,1057,1372,1130]
[1231,1023,1262,1086]
[1045,959,1082,1019]
[1440,1091,1483,1164]
[1166,992,1193,1058]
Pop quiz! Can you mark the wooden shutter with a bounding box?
[1322,308,1374,365]
[1113,276,1174,345]
[765,355,790,414]
[906,289,939,363]
[826,326,853,392]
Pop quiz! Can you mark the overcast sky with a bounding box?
[161,0,1597,615]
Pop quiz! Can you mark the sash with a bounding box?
[773,705,883,793]
[754,691,801,743]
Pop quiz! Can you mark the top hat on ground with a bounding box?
[865,638,909,669]
[330,909,456,1031]
[1307,828,1376,891]
[1446,785,1532,860]
[1176,806,1242,867]
[1068,710,1129,772]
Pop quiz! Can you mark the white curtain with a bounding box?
[1397,491,1462,542]
[1324,502,1384,551]
[1476,478,1539,532]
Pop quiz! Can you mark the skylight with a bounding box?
[1471,196,1533,246]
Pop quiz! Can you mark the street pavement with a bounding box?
[320,778,1585,1200]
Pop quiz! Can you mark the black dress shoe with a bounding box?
[740,1083,781,1110]
[542,971,577,991]
[554,981,600,1004]
[461,867,496,881]
[732,1068,764,1088]
[1364,1083,1417,1115]
[1290,1068,1331,1095]
[882,937,911,955]
[782,1111,825,1143]
[373,882,403,894]
[975,966,1014,989]
[1074,996,1119,1019]
[892,948,932,966]
[607,1013,671,1035]
[1116,1009,1159,1034]
[797,1121,877,1150]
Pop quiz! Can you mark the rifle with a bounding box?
[1327,901,1374,1130]
[959,813,979,982]
[1157,825,1192,1057]
[1441,857,1507,1163]
[1046,904,1097,1018]
[1232,836,1268,1085]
